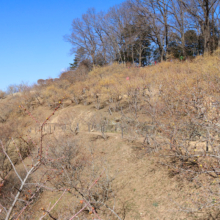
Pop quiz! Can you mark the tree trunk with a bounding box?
[181,32,186,57]
[203,0,210,53]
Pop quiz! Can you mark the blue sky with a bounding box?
[0,0,125,91]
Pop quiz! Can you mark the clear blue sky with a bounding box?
[0,0,125,91]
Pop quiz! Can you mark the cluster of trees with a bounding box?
[66,0,220,67]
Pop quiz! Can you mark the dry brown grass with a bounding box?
[2,54,220,219]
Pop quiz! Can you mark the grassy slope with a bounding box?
[1,54,220,219]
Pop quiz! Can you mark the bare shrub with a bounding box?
[45,136,119,219]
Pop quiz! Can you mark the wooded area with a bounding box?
[65,0,220,67]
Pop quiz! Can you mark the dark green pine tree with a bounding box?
[69,57,78,70]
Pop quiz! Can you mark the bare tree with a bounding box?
[180,0,220,53]
[169,0,188,56]
[65,12,98,66]
[131,0,167,61]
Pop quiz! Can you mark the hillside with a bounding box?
[1,54,220,219]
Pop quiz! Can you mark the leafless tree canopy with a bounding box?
[66,0,220,66]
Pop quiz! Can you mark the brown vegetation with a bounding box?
[2,54,220,219]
